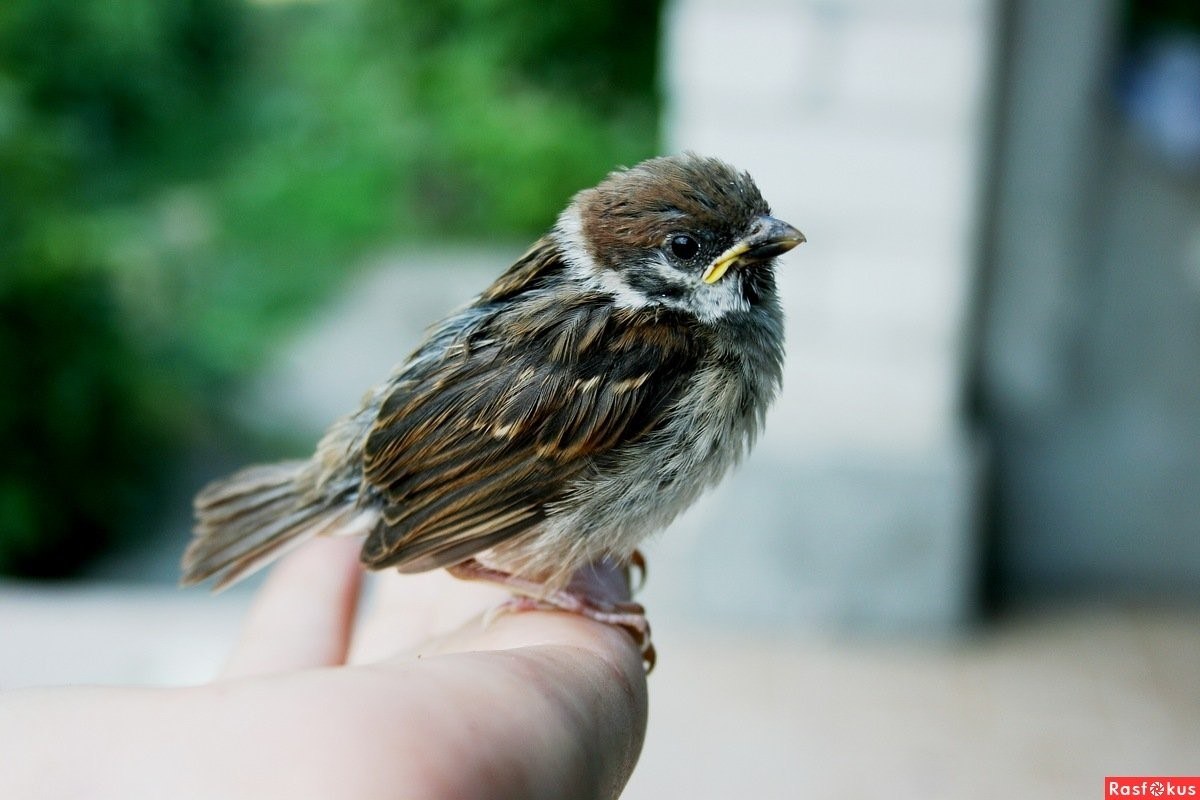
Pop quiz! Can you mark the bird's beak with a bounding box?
[701,216,806,284]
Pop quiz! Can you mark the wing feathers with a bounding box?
[359,241,702,571]
[183,461,363,589]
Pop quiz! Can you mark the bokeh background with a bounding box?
[2,0,1198,797]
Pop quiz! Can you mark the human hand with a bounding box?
[0,538,648,800]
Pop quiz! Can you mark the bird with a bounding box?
[181,153,803,664]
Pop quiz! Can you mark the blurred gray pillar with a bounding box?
[650,0,995,629]
[976,0,1200,600]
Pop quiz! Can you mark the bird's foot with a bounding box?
[626,548,647,594]
[448,557,656,672]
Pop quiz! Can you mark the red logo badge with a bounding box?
[1106,777,1200,797]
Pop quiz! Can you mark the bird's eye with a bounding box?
[668,234,699,261]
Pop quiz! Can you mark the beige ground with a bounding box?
[624,607,1199,799]
[1,583,1194,798]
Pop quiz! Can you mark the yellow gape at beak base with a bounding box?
[701,242,751,284]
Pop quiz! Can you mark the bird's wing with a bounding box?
[358,242,701,571]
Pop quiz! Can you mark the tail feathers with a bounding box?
[182,461,368,591]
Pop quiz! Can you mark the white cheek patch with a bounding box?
[554,206,652,310]
[554,206,751,322]
[591,265,654,310]
[648,252,751,323]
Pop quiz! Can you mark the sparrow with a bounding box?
[181,153,804,664]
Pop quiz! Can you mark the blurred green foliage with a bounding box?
[0,0,661,577]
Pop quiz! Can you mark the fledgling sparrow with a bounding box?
[181,153,803,664]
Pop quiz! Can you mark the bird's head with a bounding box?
[554,153,804,322]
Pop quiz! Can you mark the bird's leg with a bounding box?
[446,557,656,671]
[627,549,647,594]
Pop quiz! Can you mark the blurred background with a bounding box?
[1,0,1197,796]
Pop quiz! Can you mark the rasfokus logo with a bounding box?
[1106,777,1200,797]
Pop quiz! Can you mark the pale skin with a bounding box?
[0,537,649,800]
